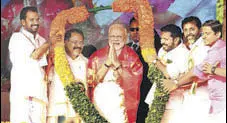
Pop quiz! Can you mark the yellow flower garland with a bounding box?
[50,6,108,122]
[54,46,75,87]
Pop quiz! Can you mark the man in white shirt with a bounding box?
[145,24,189,123]
[47,29,88,123]
[8,6,50,123]
[181,16,210,69]
[161,16,211,123]
[175,16,211,123]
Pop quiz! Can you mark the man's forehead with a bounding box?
[183,22,198,28]
[161,31,171,36]
[109,24,125,30]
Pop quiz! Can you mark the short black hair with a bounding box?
[202,20,222,37]
[64,28,84,41]
[20,6,38,20]
[182,16,202,29]
[129,17,137,25]
[161,24,182,39]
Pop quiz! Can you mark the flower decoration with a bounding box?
[216,0,224,23]
[113,0,157,63]
[94,82,128,123]
[51,6,107,122]
[145,64,170,123]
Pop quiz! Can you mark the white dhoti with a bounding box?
[10,97,47,123]
[181,86,210,123]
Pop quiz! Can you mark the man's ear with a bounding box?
[65,41,71,53]
[21,20,25,27]
[216,32,221,38]
[174,37,180,46]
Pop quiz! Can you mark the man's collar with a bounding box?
[208,39,224,51]
[132,41,139,46]
[188,37,203,49]
[67,53,82,61]
[20,27,39,40]
[168,42,185,54]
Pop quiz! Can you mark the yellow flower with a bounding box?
[141,48,156,63]
[54,46,75,87]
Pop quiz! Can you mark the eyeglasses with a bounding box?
[129,27,139,32]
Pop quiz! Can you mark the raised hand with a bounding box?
[111,47,121,68]
[202,61,219,74]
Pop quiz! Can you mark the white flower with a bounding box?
[94,82,127,123]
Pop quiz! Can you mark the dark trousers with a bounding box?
[136,80,152,123]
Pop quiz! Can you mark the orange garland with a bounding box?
[50,6,90,46]
[113,0,156,63]
[50,6,90,86]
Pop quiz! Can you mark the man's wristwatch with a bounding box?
[211,66,217,74]
[152,58,158,64]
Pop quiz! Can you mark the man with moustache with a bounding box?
[8,6,50,123]
[163,20,226,123]
[87,23,143,123]
[161,16,212,123]
[181,16,210,118]
[47,29,88,123]
[145,24,189,123]
[182,16,210,68]
[127,17,161,123]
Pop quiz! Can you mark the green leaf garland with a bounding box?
[65,82,108,123]
[145,64,170,123]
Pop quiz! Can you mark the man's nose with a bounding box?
[161,39,165,44]
[185,31,190,36]
[202,34,206,40]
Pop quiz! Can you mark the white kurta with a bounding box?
[145,43,189,105]
[9,28,48,123]
[187,37,210,69]
[182,37,211,123]
[48,54,88,118]
[145,43,189,123]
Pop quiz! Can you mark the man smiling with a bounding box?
[87,23,143,123]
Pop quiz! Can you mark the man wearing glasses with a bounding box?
[127,17,161,123]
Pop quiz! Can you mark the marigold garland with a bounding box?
[113,0,156,63]
[51,6,107,122]
[50,6,90,45]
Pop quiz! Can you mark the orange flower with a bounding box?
[113,0,156,63]
[50,6,90,86]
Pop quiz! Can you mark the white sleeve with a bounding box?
[168,0,203,18]
[166,62,181,79]
[166,49,189,79]
[8,33,35,69]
